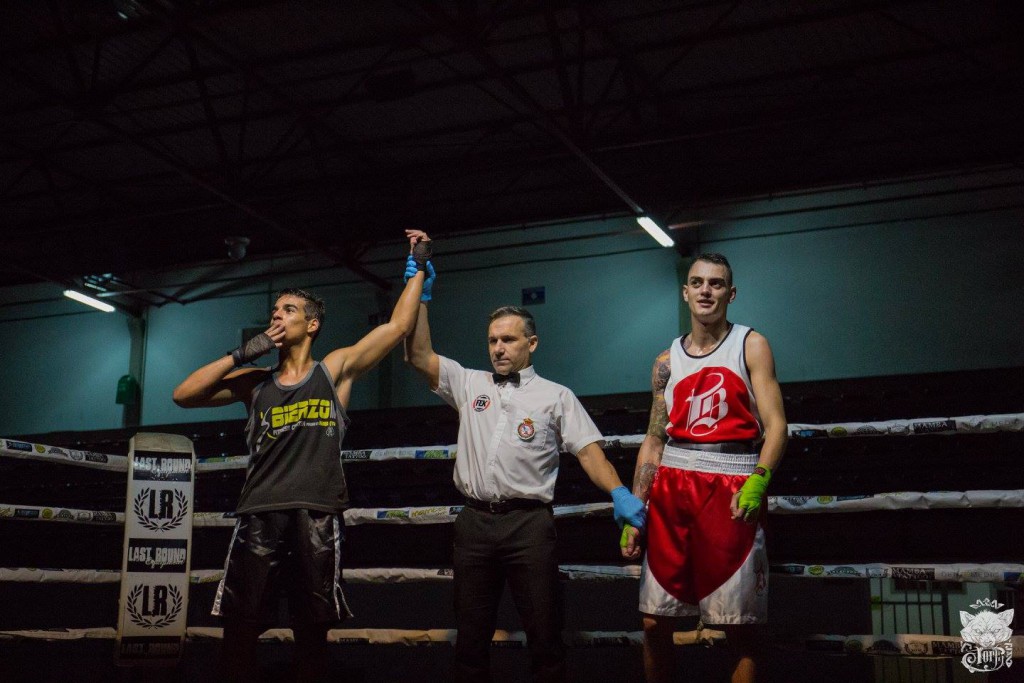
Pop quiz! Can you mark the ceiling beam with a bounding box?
[543,7,579,132]
[3,69,1019,228]
[4,63,393,291]
[14,32,1010,187]
[418,1,646,214]
[0,1,914,122]
[182,30,230,169]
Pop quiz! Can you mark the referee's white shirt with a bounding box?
[434,356,604,504]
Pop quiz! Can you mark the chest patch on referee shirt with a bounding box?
[473,395,491,412]
[516,417,536,441]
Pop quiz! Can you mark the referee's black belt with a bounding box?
[464,497,550,513]
[667,440,756,454]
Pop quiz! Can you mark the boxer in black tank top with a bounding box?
[173,230,435,682]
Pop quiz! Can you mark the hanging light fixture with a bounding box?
[64,289,115,313]
[636,216,674,247]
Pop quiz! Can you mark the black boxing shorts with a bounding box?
[212,509,352,625]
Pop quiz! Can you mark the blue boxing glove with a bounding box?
[403,256,436,302]
[611,486,645,530]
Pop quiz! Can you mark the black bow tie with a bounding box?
[493,371,520,385]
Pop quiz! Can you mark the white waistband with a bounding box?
[661,444,758,475]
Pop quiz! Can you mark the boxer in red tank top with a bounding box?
[623,253,788,683]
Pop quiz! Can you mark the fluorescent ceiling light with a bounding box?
[636,216,675,247]
[64,289,115,313]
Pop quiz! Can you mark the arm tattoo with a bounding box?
[646,398,668,437]
[646,350,671,438]
[633,462,659,501]
[637,351,669,499]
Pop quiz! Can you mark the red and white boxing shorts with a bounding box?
[638,443,768,624]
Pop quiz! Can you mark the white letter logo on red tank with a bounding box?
[684,372,728,436]
[669,367,757,442]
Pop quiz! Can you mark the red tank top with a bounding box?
[664,324,762,443]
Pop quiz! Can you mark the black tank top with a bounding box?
[236,362,350,514]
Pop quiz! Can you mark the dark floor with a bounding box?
[7,638,1011,683]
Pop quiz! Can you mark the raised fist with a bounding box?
[405,229,433,269]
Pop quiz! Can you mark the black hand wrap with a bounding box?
[230,332,275,367]
[411,239,432,270]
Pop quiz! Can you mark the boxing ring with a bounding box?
[1,369,1022,682]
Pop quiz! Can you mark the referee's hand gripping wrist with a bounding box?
[403,254,419,282]
[611,486,646,531]
[421,261,435,302]
[404,256,436,302]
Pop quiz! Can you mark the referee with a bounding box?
[403,231,645,683]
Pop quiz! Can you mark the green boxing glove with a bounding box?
[619,523,634,549]
[736,466,772,521]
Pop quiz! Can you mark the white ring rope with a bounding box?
[3,413,1021,661]
[770,490,1024,512]
[772,563,1024,582]
[0,505,123,524]
[789,634,1024,658]
[3,490,1022,530]
[0,627,705,648]
[1,626,1020,659]
[1,563,1020,586]
[787,413,1024,438]
[0,440,128,471]
[3,412,1022,471]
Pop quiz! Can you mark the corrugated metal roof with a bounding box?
[0,0,1019,302]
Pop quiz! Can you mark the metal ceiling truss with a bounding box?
[4,13,394,294]
[0,0,1019,295]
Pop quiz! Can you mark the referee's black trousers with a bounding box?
[452,505,564,683]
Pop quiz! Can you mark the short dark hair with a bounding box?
[277,288,325,336]
[691,252,733,286]
[488,305,536,337]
